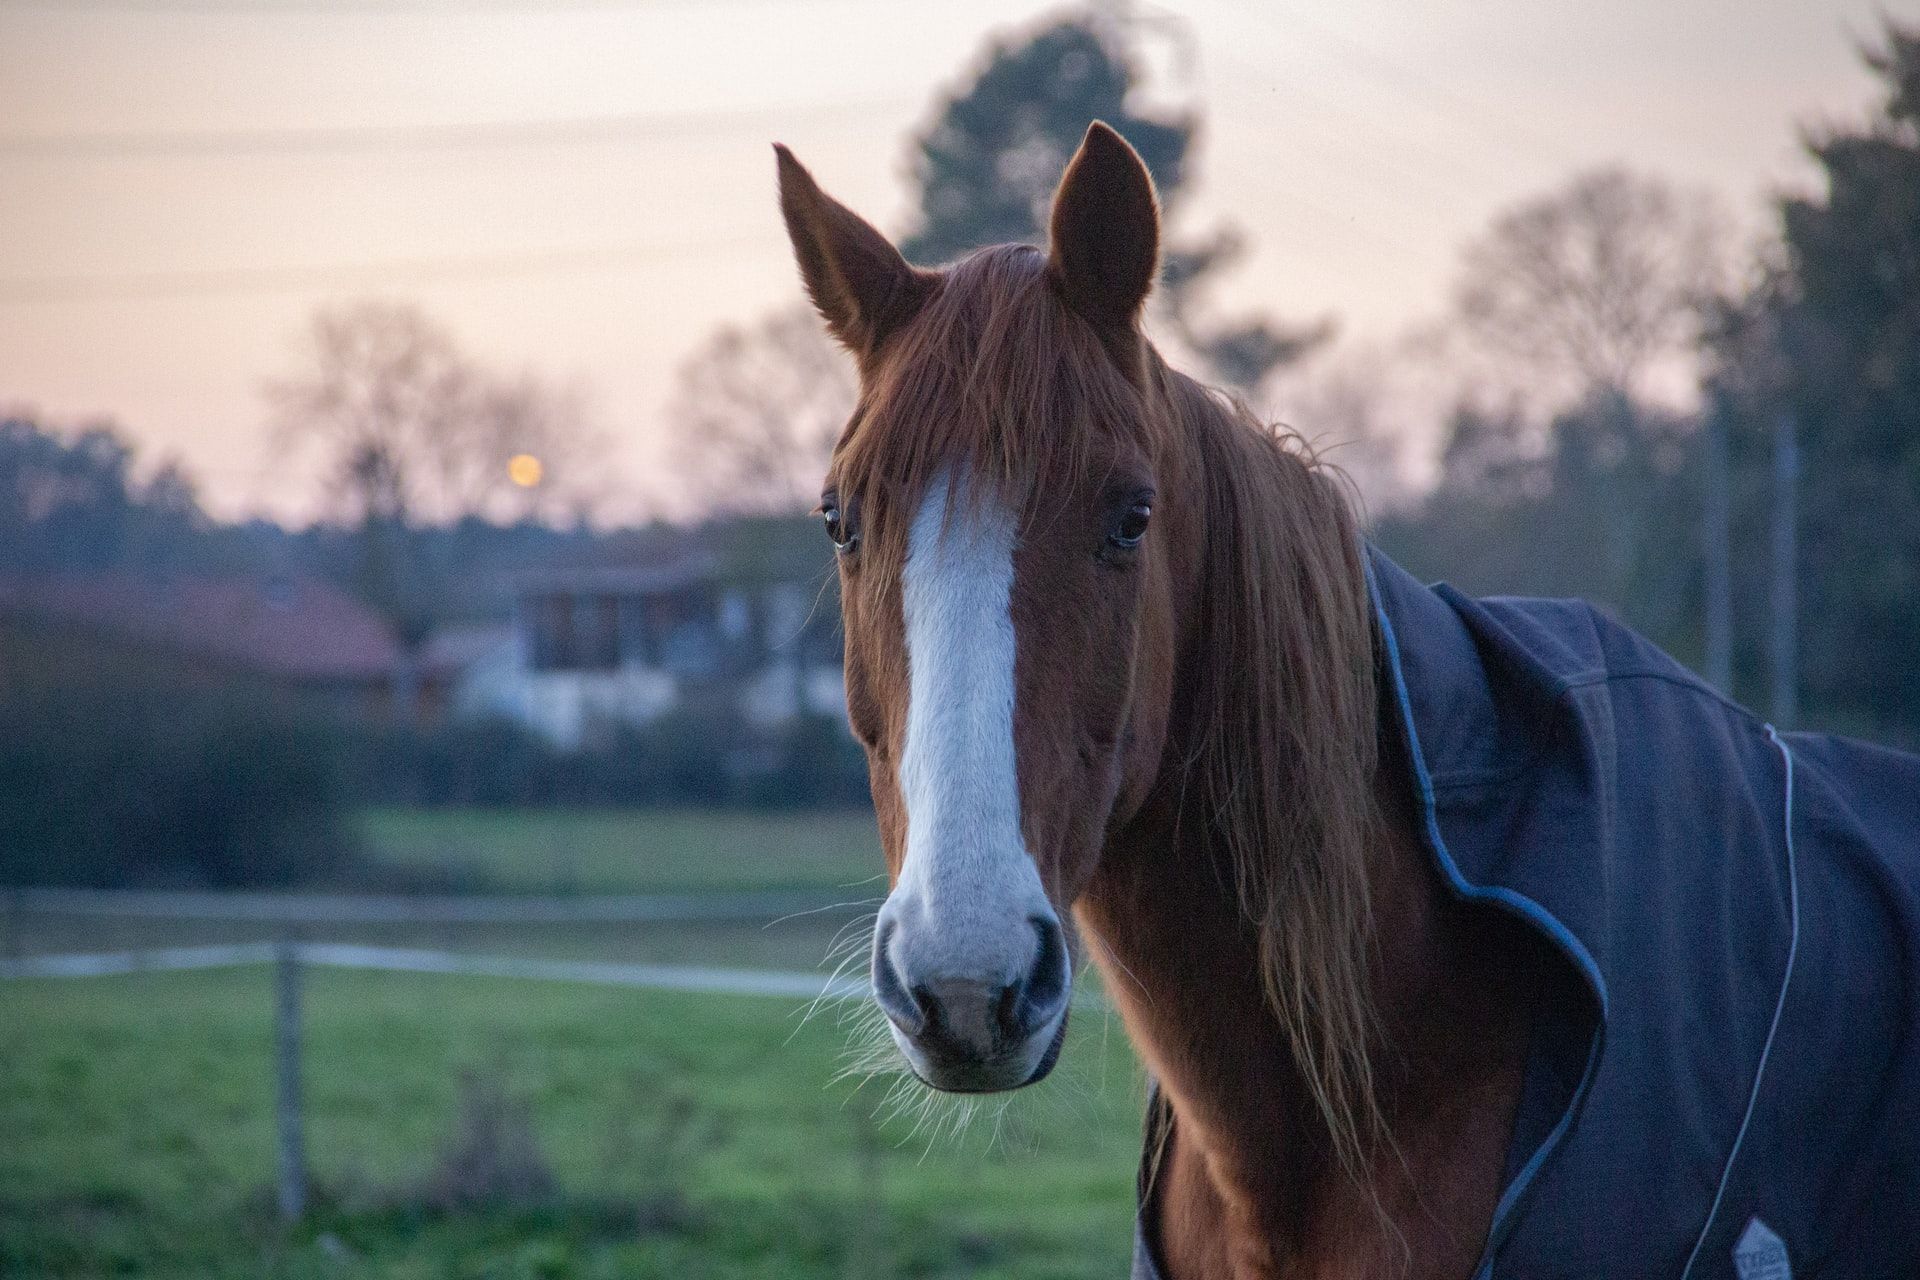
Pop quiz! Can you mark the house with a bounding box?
[0,520,848,750]
[430,541,845,748]
[0,572,401,716]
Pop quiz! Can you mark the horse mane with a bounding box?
[833,242,1384,1182]
[1155,363,1385,1184]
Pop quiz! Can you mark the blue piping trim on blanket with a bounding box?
[1365,558,1609,1280]
[1678,726,1800,1280]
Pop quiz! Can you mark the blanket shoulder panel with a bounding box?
[1426,588,1920,1277]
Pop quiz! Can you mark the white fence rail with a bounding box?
[0,941,278,978]
[0,941,868,1000]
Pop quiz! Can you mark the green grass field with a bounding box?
[0,966,1145,1280]
[11,808,887,968]
[354,808,884,896]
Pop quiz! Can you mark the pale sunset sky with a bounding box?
[0,0,1900,521]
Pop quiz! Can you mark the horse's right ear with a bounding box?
[775,144,931,358]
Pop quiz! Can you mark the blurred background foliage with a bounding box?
[5,16,1920,893]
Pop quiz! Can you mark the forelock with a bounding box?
[832,243,1154,526]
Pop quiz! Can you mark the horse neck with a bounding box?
[1081,746,1534,1276]
[1073,475,1537,1271]
[1079,737,1432,1153]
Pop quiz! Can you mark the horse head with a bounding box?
[776,124,1195,1092]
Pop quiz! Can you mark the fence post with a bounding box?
[274,937,307,1223]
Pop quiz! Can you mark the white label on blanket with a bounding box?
[1734,1218,1790,1280]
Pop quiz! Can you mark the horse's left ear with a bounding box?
[1047,121,1160,328]
[775,144,931,358]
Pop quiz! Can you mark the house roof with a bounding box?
[0,573,400,682]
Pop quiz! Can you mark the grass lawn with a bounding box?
[353,808,884,896]
[0,966,1145,1280]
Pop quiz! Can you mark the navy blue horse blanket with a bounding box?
[1134,548,1920,1280]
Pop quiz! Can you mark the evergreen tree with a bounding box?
[903,20,1187,267]
[0,414,207,575]
[901,13,1323,390]
[1710,20,1920,738]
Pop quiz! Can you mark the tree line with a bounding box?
[1382,22,1920,746]
[3,11,1915,887]
[673,11,1920,747]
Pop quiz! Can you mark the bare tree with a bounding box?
[1452,168,1730,408]
[267,300,601,527]
[268,302,464,526]
[1266,339,1425,516]
[438,372,607,524]
[666,302,856,515]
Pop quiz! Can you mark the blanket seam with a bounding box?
[1678,725,1801,1280]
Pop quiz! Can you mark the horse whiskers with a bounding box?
[825,994,989,1157]
[787,912,880,1044]
[829,1002,899,1091]
[1082,931,1153,1008]
[826,982,1128,1170]
[880,1079,988,1163]
[763,896,885,931]
[822,912,879,959]
[787,957,868,1045]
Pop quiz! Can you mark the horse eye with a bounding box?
[821,501,856,553]
[1109,502,1152,550]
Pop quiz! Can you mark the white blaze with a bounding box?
[892,473,1047,969]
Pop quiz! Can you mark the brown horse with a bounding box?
[774,124,1574,1279]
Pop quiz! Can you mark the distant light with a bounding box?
[508,453,544,488]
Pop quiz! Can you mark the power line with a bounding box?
[1215,45,1519,189]
[1240,7,1577,171]
[0,232,775,304]
[0,0,786,12]
[0,95,911,158]
[1205,149,1428,267]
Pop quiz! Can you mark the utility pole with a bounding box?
[1769,411,1799,728]
[1701,396,1732,692]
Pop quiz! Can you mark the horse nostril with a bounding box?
[994,980,1023,1040]
[1034,915,1069,991]
[987,916,1070,1044]
[870,918,926,1035]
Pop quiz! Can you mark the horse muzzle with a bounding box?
[870,902,1072,1092]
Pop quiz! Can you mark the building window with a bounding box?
[527,592,619,671]
[529,594,568,670]
[576,594,619,670]
[617,595,654,667]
